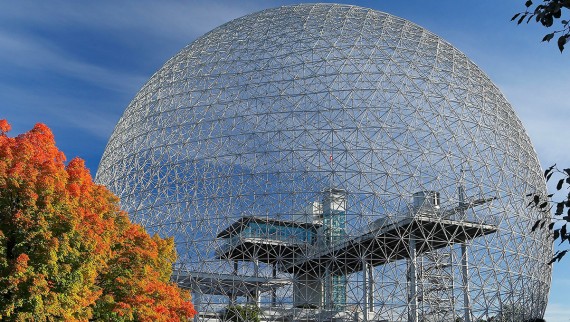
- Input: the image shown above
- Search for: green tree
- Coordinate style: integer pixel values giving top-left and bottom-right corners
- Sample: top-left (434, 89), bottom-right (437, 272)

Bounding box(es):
top-left (530, 165), bottom-right (570, 264)
top-left (0, 120), bottom-right (196, 321)
top-left (512, 2), bottom-right (569, 267)
top-left (221, 305), bottom-right (261, 322)
top-left (513, 0), bottom-right (570, 51)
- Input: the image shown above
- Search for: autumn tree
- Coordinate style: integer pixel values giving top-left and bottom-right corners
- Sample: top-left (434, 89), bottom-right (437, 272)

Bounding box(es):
top-left (0, 119), bottom-right (196, 321)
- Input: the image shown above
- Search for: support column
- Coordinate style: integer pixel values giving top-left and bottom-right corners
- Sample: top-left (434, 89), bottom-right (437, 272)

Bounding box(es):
top-left (363, 261), bottom-right (375, 321)
top-left (461, 244), bottom-right (471, 322)
top-left (324, 266), bottom-right (331, 310)
top-left (253, 258), bottom-right (261, 307)
top-left (408, 238), bottom-right (418, 322)
top-left (272, 265), bottom-right (277, 307)
top-left (367, 262), bottom-right (374, 314)
top-left (230, 261), bottom-right (238, 305)
top-left (193, 292), bottom-right (201, 322)
top-left (363, 261), bottom-right (368, 321)
top-left (458, 176), bottom-right (471, 322)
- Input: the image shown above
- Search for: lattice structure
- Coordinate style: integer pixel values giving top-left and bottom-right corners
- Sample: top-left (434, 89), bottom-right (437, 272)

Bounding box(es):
top-left (96, 4), bottom-right (551, 322)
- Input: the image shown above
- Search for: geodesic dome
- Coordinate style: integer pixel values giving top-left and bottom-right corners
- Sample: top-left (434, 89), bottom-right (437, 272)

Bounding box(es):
top-left (96, 4), bottom-right (551, 321)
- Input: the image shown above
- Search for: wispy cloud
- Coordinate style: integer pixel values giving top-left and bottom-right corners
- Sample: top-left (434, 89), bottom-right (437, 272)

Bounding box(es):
top-left (0, 30), bottom-right (147, 94)
top-left (544, 302), bottom-right (570, 322)
top-left (0, 0), bottom-right (270, 169)
top-left (1, 83), bottom-right (120, 139)
top-left (0, 1), bottom-right (266, 95)
top-left (1, 1), bottom-right (258, 42)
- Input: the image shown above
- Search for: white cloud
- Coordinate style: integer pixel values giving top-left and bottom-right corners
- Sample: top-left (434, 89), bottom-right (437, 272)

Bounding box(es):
top-left (0, 30), bottom-right (148, 94)
top-left (544, 302), bottom-right (570, 322)
top-left (0, 83), bottom-right (120, 139)
top-left (1, 0), bottom-right (258, 42)
top-left (0, 1), bottom-right (277, 100)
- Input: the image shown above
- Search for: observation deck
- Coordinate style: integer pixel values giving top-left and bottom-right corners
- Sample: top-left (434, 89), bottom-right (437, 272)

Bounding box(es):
top-left (215, 216), bottom-right (320, 265)
top-left (282, 214), bottom-right (497, 276)
top-left (216, 191), bottom-right (497, 273)
top-left (216, 214), bottom-right (496, 276)
top-left (174, 270), bottom-right (290, 297)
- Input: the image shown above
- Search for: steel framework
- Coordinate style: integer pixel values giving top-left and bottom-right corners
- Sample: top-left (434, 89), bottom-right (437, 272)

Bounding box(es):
top-left (96, 4), bottom-right (551, 322)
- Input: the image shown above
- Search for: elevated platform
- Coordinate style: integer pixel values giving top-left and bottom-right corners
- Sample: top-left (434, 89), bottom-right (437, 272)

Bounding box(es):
top-left (216, 236), bottom-right (309, 264)
top-left (173, 270), bottom-right (291, 297)
top-left (216, 216), bottom-right (320, 264)
top-left (283, 215), bottom-right (497, 276)
top-left (214, 193), bottom-right (497, 276)
top-left (216, 214), bottom-right (496, 276)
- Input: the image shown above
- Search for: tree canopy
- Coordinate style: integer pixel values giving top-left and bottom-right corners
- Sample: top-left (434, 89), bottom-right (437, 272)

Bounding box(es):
top-left (530, 165), bottom-right (570, 264)
top-left (222, 305), bottom-right (261, 322)
top-left (513, 0), bottom-right (570, 52)
top-left (0, 120), bottom-right (196, 321)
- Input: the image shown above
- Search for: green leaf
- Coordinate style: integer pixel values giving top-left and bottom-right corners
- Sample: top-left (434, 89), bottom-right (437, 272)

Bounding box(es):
top-left (511, 13), bottom-right (521, 21)
top-left (549, 258), bottom-right (556, 265)
top-left (557, 178), bottom-right (564, 190)
top-left (558, 35), bottom-right (567, 52)
top-left (518, 14), bottom-right (527, 25)
top-left (531, 219), bottom-right (541, 231)
top-left (555, 202), bottom-right (564, 215)
top-left (544, 14), bottom-right (554, 27)
top-left (550, 250), bottom-right (568, 264)
top-left (559, 250), bottom-right (568, 262)
top-left (545, 165), bottom-right (556, 179)
top-left (527, 200), bottom-right (535, 207)
top-left (543, 32), bottom-right (555, 42)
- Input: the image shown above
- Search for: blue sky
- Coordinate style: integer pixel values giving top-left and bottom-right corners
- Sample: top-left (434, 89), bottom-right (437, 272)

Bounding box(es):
top-left (1, 0), bottom-right (569, 320)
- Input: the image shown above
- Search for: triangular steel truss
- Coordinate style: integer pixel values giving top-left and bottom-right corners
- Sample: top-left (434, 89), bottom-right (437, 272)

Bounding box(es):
top-left (96, 4), bottom-right (551, 322)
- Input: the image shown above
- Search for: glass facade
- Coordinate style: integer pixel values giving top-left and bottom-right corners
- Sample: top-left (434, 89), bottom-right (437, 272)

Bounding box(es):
top-left (241, 222), bottom-right (314, 244)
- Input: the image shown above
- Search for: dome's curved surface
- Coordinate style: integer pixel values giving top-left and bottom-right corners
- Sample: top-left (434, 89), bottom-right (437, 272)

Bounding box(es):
top-left (96, 4), bottom-right (550, 321)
